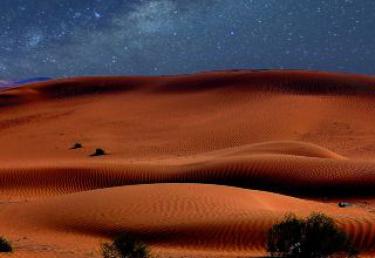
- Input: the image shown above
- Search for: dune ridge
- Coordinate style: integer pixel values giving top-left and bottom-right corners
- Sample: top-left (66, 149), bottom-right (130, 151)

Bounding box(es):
top-left (0, 70), bottom-right (374, 108)
top-left (0, 142), bottom-right (375, 200)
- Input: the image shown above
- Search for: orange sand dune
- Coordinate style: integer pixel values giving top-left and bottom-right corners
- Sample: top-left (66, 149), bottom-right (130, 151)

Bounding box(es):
top-left (0, 70), bottom-right (374, 162)
top-left (0, 142), bottom-right (375, 200)
top-left (0, 70), bottom-right (375, 257)
top-left (1, 184), bottom-right (375, 258)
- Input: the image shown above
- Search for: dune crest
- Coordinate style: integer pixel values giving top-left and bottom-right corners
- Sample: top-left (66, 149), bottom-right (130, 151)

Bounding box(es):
top-left (0, 143), bottom-right (374, 200)
top-left (0, 70), bottom-right (374, 108)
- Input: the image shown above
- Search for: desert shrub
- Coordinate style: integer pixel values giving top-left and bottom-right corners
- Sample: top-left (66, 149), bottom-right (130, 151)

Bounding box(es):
top-left (0, 237), bottom-right (12, 252)
top-left (102, 242), bottom-right (121, 258)
top-left (267, 213), bottom-right (358, 258)
top-left (71, 142), bottom-right (83, 149)
top-left (267, 214), bottom-right (304, 257)
top-left (102, 234), bottom-right (149, 258)
top-left (90, 148), bottom-right (106, 157)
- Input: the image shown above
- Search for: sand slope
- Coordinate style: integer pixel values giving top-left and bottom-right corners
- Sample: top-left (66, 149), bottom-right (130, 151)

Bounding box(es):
top-left (0, 70), bottom-right (374, 257)
top-left (0, 142), bottom-right (375, 200)
top-left (0, 70), bottom-right (374, 162)
top-left (1, 184), bottom-right (375, 257)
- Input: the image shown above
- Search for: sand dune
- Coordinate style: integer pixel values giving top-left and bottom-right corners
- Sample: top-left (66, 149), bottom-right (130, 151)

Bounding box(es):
top-left (0, 70), bottom-right (374, 257)
top-left (0, 142), bottom-right (375, 201)
top-left (0, 70), bottom-right (374, 161)
top-left (1, 184), bottom-right (375, 257)
top-left (2, 70), bottom-right (375, 102)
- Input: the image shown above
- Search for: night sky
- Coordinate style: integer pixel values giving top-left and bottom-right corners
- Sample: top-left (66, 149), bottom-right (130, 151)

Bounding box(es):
top-left (1, 0), bottom-right (375, 79)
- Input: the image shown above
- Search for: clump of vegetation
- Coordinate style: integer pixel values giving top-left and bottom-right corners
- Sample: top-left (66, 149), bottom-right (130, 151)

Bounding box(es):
top-left (70, 142), bottom-right (83, 149)
top-left (267, 213), bottom-right (358, 258)
top-left (0, 237), bottom-right (12, 253)
top-left (102, 234), bottom-right (150, 258)
top-left (90, 148), bottom-right (106, 157)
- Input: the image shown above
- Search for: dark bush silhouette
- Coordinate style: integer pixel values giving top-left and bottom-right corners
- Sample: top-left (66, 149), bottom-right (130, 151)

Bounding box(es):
top-left (267, 214), bottom-right (304, 257)
top-left (70, 143), bottom-right (83, 149)
top-left (0, 237), bottom-right (12, 252)
top-left (101, 234), bottom-right (149, 258)
top-left (90, 148), bottom-right (106, 157)
top-left (267, 213), bottom-right (358, 258)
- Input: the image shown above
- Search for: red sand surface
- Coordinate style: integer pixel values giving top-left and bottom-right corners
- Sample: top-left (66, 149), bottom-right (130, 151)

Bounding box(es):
top-left (0, 70), bottom-right (374, 257)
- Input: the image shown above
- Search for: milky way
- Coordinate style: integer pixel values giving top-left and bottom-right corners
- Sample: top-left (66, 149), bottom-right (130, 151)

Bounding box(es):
top-left (0, 0), bottom-right (374, 79)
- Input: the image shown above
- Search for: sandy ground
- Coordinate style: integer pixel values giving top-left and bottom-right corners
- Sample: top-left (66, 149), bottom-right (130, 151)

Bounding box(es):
top-left (0, 70), bottom-right (374, 257)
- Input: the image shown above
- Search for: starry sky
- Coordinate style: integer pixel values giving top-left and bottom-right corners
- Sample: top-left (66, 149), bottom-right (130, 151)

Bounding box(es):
top-left (0, 0), bottom-right (375, 79)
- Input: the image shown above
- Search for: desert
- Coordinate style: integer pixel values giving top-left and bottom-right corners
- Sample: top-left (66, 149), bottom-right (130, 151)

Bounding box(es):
top-left (0, 70), bottom-right (374, 257)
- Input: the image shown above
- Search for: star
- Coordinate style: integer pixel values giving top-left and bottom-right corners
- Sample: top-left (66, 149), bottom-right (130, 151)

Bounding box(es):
top-left (27, 33), bottom-right (43, 48)
top-left (94, 11), bottom-right (102, 19)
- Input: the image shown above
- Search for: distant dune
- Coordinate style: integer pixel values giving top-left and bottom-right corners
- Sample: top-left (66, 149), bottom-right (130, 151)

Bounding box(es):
top-left (0, 77), bottom-right (51, 88)
top-left (0, 70), bottom-right (374, 257)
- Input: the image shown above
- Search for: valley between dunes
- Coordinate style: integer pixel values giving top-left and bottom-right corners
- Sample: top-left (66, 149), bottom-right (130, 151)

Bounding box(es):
top-left (0, 70), bottom-right (375, 257)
